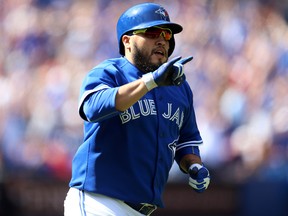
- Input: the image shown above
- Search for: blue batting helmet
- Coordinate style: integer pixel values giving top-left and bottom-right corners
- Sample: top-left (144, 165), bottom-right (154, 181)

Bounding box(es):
top-left (117, 3), bottom-right (183, 57)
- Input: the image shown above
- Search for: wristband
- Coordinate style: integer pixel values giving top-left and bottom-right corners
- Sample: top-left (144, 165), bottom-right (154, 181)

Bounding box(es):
top-left (142, 72), bottom-right (157, 91)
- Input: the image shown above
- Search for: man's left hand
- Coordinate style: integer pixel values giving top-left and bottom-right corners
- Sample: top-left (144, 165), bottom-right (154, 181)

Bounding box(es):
top-left (188, 163), bottom-right (210, 193)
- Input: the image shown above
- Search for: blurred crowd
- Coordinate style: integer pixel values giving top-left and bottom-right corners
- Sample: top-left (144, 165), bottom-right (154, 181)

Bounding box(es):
top-left (0, 0), bottom-right (288, 183)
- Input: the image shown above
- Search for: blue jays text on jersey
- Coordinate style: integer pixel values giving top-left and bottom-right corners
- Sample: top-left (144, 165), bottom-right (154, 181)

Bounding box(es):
top-left (69, 57), bottom-right (203, 207)
top-left (119, 100), bottom-right (184, 129)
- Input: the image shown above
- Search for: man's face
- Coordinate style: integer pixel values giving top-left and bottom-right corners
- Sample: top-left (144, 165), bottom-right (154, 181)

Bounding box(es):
top-left (128, 29), bottom-right (171, 73)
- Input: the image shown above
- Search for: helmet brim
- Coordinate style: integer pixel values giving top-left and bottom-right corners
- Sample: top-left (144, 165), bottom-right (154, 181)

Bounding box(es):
top-left (130, 20), bottom-right (183, 34)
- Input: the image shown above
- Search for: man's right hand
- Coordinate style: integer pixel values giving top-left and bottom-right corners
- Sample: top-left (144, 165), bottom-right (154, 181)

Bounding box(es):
top-left (142, 56), bottom-right (193, 91)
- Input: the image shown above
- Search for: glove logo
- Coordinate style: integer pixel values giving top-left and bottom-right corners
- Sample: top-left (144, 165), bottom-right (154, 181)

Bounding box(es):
top-left (155, 7), bottom-right (169, 21)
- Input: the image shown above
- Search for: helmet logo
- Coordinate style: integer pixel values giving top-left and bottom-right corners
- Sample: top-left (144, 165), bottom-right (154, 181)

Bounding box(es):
top-left (155, 7), bottom-right (169, 21)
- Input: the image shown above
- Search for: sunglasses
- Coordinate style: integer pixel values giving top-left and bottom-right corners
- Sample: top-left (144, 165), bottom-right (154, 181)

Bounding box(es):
top-left (132, 26), bottom-right (173, 41)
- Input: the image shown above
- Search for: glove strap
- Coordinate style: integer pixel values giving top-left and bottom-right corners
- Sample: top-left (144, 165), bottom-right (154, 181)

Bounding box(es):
top-left (142, 72), bottom-right (157, 91)
top-left (189, 163), bottom-right (203, 172)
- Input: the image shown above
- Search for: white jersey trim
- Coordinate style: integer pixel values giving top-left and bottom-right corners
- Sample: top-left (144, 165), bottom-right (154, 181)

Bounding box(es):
top-left (176, 140), bottom-right (203, 151)
top-left (78, 84), bottom-right (110, 112)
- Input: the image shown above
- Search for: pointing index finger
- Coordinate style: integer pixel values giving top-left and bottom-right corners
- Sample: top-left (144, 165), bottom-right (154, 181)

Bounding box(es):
top-left (177, 56), bottom-right (193, 65)
top-left (167, 56), bottom-right (182, 66)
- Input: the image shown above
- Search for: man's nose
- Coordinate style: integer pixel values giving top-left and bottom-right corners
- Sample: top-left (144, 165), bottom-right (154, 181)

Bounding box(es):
top-left (156, 35), bottom-right (167, 45)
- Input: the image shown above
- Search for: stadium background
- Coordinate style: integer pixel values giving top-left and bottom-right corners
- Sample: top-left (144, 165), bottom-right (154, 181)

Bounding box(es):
top-left (0, 0), bottom-right (288, 215)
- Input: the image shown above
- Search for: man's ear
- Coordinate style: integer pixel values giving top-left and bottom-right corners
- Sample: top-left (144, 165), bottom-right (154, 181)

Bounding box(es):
top-left (122, 35), bottom-right (132, 52)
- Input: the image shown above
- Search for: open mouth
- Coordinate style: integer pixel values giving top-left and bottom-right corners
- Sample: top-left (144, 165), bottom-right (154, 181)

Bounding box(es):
top-left (153, 49), bottom-right (166, 57)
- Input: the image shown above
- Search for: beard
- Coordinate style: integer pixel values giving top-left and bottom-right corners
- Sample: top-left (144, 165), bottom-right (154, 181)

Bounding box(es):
top-left (133, 45), bottom-right (164, 73)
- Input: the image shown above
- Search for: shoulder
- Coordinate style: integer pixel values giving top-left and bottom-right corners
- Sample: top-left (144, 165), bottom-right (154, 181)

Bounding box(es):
top-left (180, 81), bottom-right (194, 98)
top-left (89, 57), bottom-right (141, 81)
top-left (94, 57), bottom-right (131, 71)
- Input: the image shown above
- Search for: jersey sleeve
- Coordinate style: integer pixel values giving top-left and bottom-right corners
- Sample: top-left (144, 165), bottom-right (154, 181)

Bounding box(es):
top-left (175, 83), bottom-right (203, 165)
top-left (78, 66), bottom-right (120, 122)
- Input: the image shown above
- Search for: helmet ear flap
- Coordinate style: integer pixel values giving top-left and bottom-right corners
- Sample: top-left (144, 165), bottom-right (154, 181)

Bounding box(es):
top-left (119, 36), bottom-right (125, 56)
top-left (168, 35), bottom-right (175, 57)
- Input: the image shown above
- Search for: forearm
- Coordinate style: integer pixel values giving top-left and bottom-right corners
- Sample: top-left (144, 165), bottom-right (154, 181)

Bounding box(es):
top-left (180, 154), bottom-right (202, 173)
top-left (115, 78), bottom-right (149, 111)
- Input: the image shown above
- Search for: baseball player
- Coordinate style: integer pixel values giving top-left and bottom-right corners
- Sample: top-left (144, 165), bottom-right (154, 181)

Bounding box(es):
top-left (64, 3), bottom-right (210, 216)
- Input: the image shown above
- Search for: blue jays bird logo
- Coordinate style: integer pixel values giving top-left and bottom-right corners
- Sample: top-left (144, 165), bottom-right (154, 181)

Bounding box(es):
top-left (155, 7), bottom-right (169, 20)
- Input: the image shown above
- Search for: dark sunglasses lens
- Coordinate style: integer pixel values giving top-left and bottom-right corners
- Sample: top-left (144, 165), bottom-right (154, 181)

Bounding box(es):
top-left (145, 28), bottom-right (172, 40)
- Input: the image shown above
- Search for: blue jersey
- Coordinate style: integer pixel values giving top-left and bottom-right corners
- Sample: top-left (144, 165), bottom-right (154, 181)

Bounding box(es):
top-left (69, 57), bottom-right (203, 207)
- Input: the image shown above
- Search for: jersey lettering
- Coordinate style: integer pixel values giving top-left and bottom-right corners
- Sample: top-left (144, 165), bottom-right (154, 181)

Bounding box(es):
top-left (130, 106), bottom-right (140, 120)
top-left (162, 103), bottom-right (172, 118)
top-left (162, 103), bottom-right (184, 129)
top-left (119, 99), bottom-right (157, 124)
top-left (139, 99), bottom-right (157, 116)
top-left (119, 100), bottom-right (184, 129)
